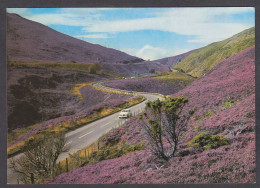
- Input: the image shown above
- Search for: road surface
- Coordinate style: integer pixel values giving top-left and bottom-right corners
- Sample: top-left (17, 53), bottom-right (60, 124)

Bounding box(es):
top-left (7, 81), bottom-right (162, 184)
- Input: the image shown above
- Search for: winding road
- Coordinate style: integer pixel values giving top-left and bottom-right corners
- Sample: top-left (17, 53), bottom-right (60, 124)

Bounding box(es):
top-left (7, 81), bottom-right (163, 184)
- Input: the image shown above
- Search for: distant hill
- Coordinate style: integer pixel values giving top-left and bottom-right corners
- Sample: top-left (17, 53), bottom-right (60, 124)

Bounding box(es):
top-left (147, 50), bottom-right (195, 67)
top-left (7, 13), bottom-right (143, 64)
top-left (101, 51), bottom-right (194, 76)
top-left (173, 27), bottom-right (255, 77)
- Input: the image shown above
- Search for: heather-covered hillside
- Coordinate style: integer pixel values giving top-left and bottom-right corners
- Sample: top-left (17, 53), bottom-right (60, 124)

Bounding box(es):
top-left (174, 27), bottom-right (255, 77)
top-left (49, 46), bottom-right (255, 184)
top-left (146, 50), bottom-right (195, 67)
top-left (7, 13), bottom-right (195, 77)
top-left (7, 65), bottom-right (130, 131)
top-left (7, 13), bottom-right (143, 64)
top-left (104, 72), bottom-right (195, 95)
top-left (101, 51), bottom-right (194, 76)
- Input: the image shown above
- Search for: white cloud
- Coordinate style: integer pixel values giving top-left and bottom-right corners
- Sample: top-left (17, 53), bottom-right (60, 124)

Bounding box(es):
top-left (7, 8), bottom-right (30, 15)
top-left (123, 45), bottom-right (190, 60)
top-left (6, 8), bottom-right (115, 26)
top-left (20, 13), bottom-right (92, 26)
top-left (137, 45), bottom-right (166, 60)
top-left (7, 7), bottom-right (254, 44)
top-left (75, 34), bottom-right (111, 39)
top-left (82, 8), bottom-right (254, 43)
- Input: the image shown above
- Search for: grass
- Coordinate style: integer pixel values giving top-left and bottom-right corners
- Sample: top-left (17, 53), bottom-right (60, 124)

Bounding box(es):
top-left (222, 97), bottom-right (237, 110)
top-left (8, 61), bottom-right (103, 74)
top-left (7, 95), bottom-right (145, 158)
top-left (69, 83), bottom-right (89, 100)
top-left (174, 27), bottom-right (255, 77)
top-left (153, 71), bottom-right (196, 88)
top-left (195, 110), bottom-right (217, 123)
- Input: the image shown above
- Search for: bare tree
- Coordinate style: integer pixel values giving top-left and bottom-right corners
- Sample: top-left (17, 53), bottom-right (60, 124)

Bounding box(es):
top-left (139, 96), bottom-right (194, 161)
top-left (9, 133), bottom-right (69, 183)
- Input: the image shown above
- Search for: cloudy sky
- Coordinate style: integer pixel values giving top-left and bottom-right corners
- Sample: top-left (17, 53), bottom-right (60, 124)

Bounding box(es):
top-left (7, 8), bottom-right (255, 60)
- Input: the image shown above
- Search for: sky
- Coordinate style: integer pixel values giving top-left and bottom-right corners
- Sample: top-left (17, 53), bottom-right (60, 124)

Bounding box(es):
top-left (7, 8), bottom-right (255, 60)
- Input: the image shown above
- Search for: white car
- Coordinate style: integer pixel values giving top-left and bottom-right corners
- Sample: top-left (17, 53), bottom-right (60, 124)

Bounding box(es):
top-left (119, 109), bottom-right (132, 118)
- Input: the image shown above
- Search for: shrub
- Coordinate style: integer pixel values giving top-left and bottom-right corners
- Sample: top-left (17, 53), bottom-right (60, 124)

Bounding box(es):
top-left (149, 69), bottom-right (155, 74)
top-left (139, 96), bottom-right (195, 161)
top-left (187, 132), bottom-right (229, 150)
top-left (88, 66), bottom-right (97, 74)
top-left (195, 109), bottom-right (216, 122)
top-left (9, 133), bottom-right (68, 183)
top-left (222, 97), bottom-right (236, 110)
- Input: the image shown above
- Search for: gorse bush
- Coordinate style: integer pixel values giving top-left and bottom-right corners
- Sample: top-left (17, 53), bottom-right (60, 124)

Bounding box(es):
top-left (195, 109), bottom-right (216, 123)
top-left (149, 69), bottom-right (155, 74)
top-left (139, 96), bottom-right (195, 161)
top-left (222, 97), bottom-right (236, 110)
top-left (187, 132), bottom-right (230, 150)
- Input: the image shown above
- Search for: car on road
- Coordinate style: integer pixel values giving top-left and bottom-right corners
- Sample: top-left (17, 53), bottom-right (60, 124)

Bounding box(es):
top-left (119, 109), bottom-right (132, 118)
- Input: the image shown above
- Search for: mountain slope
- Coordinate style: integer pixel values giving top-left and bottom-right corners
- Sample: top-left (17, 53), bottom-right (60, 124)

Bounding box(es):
top-left (174, 27), bottom-right (255, 77)
top-left (7, 13), bottom-right (143, 64)
top-left (7, 13), bottom-right (195, 76)
top-left (49, 46), bottom-right (255, 184)
top-left (100, 51), bottom-right (194, 76)
top-left (147, 50), bottom-right (195, 67)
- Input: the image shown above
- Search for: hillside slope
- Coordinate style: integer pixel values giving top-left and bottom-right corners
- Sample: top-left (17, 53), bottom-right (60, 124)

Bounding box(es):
top-left (7, 13), bottom-right (143, 64)
top-left (147, 50), bottom-right (195, 67)
top-left (100, 50), bottom-right (194, 76)
top-left (174, 27), bottom-right (255, 77)
top-left (104, 71), bottom-right (195, 95)
top-left (49, 46), bottom-right (255, 184)
top-left (7, 13), bottom-right (194, 76)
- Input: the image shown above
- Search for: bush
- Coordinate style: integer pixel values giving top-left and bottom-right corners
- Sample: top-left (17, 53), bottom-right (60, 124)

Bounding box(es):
top-left (149, 69), bottom-right (155, 74)
top-left (222, 97), bottom-right (236, 110)
top-left (187, 132), bottom-right (229, 150)
top-left (139, 96), bottom-right (194, 161)
top-left (88, 66), bottom-right (97, 74)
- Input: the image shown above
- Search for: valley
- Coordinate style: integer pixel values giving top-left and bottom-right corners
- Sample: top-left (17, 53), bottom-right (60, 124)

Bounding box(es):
top-left (5, 10), bottom-right (256, 184)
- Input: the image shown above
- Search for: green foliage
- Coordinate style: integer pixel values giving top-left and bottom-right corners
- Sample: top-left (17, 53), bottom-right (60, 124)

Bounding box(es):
top-left (148, 119), bottom-right (161, 139)
top-left (174, 27), bottom-right (255, 77)
top-left (246, 111), bottom-right (254, 118)
top-left (149, 69), bottom-right (155, 74)
top-left (163, 96), bottom-right (189, 115)
top-left (191, 124), bottom-right (202, 131)
top-left (187, 132), bottom-right (230, 150)
top-left (195, 109), bottom-right (217, 122)
top-left (145, 96), bottom-right (189, 116)
top-left (8, 61), bottom-right (102, 74)
top-left (153, 71), bottom-right (196, 88)
top-left (222, 97), bottom-right (236, 110)
top-left (145, 99), bottom-right (163, 114)
top-left (140, 96), bottom-right (193, 161)
top-left (88, 66), bottom-right (96, 74)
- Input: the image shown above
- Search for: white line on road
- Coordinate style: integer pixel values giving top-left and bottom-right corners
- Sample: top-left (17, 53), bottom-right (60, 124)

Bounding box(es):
top-left (78, 130), bottom-right (94, 139)
top-left (101, 122), bottom-right (111, 128)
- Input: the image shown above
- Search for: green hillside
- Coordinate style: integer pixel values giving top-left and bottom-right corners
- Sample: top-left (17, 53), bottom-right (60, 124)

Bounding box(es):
top-left (173, 27), bottom-right (255, 77)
